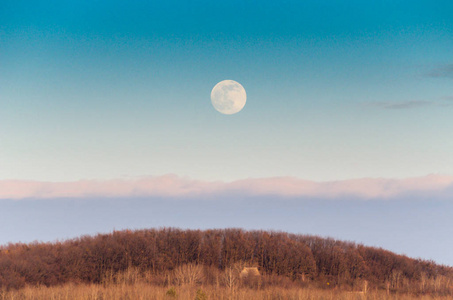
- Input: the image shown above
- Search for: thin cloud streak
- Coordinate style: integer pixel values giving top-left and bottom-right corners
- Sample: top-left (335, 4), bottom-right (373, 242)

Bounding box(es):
top-left (366, 97), bottom-right (453, 109)
top-left (1, 174), bottom-right (452, 200)
top-left (426, 64), bottom-right (453, 78)
top-left (368, 100), bottom-right (432, 110)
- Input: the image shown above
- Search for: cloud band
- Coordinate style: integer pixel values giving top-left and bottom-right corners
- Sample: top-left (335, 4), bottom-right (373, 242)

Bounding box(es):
top-left (1, 174), bottom-right (452, 200)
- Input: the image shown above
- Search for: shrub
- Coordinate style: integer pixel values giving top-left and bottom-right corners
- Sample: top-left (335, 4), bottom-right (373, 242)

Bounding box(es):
top-left (166, 286), bottom-right (177, 298)
top-left (195, 288), bottom-right (207, 300)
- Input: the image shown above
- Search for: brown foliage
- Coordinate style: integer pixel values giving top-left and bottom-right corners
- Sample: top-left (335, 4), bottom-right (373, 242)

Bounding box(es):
top-left (0, 228), bottom-right (452, 296)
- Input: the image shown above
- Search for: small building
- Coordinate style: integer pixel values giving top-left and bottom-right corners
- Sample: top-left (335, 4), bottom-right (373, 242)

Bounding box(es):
top-left (240, 267), bottom-right (260, 279)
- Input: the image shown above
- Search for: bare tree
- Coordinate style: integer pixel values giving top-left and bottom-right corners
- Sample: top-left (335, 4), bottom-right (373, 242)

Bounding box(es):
top-left (222, 266), bottom-right (238, 291)
top-left (173, 263), bottom-right (204, 286)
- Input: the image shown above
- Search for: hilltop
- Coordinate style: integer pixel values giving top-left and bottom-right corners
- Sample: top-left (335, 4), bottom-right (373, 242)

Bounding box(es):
top-left (0, 228), bottom-right (452, 297)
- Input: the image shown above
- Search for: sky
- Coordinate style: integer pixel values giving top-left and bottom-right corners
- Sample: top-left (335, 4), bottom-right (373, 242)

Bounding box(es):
top-left (1, 0), bottom-right (453, 181)
top-left (1, 1), bottom-right (453, 265)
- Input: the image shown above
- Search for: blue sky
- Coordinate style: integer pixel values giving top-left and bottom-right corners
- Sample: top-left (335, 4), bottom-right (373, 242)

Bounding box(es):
top-left (1, 0), bottom-right (453, 181)
top-left (1, 1), bottom-right (453, 265)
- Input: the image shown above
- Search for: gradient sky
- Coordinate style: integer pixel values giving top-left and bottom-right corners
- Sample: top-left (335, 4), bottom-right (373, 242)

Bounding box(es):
top-left (1, 0), bottom-right (452, 181)
top-left (1, 1), bottom-right (453, 266)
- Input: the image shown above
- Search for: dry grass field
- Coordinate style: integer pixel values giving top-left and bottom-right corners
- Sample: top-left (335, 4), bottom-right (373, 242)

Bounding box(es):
top-left (1, 283), bottom-right (453, 300)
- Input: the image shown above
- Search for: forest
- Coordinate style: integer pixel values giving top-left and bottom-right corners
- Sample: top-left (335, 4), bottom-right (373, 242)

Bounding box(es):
top-left (0, 228), bottom-right (452, 297)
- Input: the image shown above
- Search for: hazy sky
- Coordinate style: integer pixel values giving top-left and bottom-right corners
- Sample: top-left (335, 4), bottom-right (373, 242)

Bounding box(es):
top-left (1, 0), bottom-right (452, 182)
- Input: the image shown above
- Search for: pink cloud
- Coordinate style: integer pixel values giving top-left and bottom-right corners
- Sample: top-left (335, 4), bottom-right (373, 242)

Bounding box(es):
top-left (0, 174), bottom-right (452, 200)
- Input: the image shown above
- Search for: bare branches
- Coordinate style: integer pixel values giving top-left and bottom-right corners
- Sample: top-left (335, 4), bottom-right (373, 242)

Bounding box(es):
top-left (173, 264), bottom-right (204, 286)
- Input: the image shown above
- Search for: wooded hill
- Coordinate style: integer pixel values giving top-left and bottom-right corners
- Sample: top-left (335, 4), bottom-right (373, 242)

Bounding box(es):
top-left (0, 228), bottom-right (451, 295)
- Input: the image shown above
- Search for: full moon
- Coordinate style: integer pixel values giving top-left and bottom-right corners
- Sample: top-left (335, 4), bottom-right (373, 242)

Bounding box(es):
top-left (211, 80), bottom-right (246, 114)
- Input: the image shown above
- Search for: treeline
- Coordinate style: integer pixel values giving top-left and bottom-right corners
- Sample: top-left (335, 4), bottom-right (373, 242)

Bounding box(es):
top-left (0, 228), bottom-right (452, 294)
